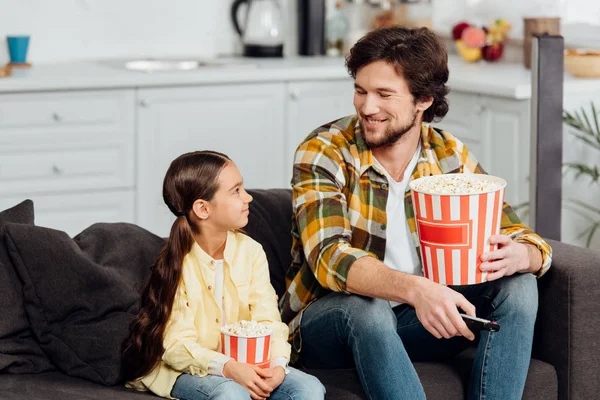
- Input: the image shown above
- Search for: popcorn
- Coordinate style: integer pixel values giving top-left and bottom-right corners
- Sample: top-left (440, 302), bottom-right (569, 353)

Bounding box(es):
top-left (410, 174), bottom-right (503, 195)
top-left (220, 320), bottom-right (272, 368)
top-left (220, 320), bottom-right (271, 338)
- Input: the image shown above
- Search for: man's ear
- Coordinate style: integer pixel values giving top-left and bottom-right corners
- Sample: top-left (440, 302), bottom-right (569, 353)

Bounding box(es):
top-left (416, 96), bottom-right (434, 112)
top-left (192, 199), bottom-right (209, 220)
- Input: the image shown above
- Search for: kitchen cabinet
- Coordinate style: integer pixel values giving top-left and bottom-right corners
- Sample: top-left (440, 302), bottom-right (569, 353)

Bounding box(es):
top-left (478, 95), bottom-right (530, 207)
top-left (136, 83), bottom-right (286, 236)
top-left (0, 89), bottom-right (136, 236)
top-left (285, 79), bottom-right (355, 183)
top-left (433, 91), bottom-right (530, 206)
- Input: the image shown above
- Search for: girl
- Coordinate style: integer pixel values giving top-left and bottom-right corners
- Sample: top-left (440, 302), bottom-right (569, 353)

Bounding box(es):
top-left (121, 151), bottom-right (325, 400)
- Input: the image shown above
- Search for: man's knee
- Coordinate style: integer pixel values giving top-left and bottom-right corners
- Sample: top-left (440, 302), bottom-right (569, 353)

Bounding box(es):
top-left (209, 380), bottom-right (251, 400)
top-left (340, 295), bottom-right (397, 332)
top-left (496, 273), bottom-right (538, 320)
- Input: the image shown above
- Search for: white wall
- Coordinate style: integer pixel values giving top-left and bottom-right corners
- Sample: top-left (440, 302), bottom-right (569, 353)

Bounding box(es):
top-left (0, 0), bottom-right (302, 64)
top-left (0, 0), bottom-right (220, 63)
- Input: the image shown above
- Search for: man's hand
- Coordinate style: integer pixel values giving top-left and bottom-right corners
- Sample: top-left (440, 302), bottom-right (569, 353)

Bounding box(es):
top-left (412, 278), bottom-right (476, 341)
top-left (480, 235), bottom-right (540, 281)
top-left (223, 360), bottom-right (274, 399)
top-left (262, 366), bottom-right (286, 392)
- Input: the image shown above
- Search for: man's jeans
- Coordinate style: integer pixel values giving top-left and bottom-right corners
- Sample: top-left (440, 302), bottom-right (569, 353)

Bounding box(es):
top-left (171, 367), bottom-right (325, 400)
top-left (297, 273), bottom-right (538, 400)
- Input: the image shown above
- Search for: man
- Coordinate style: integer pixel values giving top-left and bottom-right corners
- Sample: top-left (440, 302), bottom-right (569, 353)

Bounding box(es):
top-left (279, 26), bottom-right (552, 400)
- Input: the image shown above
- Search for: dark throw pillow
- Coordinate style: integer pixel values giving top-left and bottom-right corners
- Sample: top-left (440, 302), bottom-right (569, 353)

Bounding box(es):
top-left (0, 200), bottom-right (55, 374)
top-left (4, 222), bottom-right (165, 385)
top-left (245, 189), bottom-right (293, 298)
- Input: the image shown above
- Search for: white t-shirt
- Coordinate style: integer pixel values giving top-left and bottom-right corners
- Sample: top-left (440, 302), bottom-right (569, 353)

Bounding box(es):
top-left (374, 145), bottom-right (423, 308)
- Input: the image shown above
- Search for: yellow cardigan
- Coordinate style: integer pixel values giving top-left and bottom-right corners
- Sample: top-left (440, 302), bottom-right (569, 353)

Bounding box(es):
top-left (129, 231), bottom-right (290, 398)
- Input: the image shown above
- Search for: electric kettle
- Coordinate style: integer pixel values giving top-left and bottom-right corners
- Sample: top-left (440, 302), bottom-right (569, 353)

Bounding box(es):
top-left (231, 0), bottom-right (284, 57)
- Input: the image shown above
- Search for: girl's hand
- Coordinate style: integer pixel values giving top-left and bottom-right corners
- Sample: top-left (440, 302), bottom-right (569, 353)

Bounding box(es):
top-left (262, 366), bottom-right (286, 391)
top-left (480, 235), bottom-right (533, 281)
top-left (223, 360), bottom-right (273, 399)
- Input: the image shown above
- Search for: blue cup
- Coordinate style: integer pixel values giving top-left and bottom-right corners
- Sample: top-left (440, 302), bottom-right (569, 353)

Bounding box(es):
top-left (7, 36), bottom-right (30, 63)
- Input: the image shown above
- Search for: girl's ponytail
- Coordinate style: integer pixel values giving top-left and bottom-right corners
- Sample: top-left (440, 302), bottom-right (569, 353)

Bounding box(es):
top-left (120, 150), bottom-right (230, 382)
top-left (120, 216), bottom-right (194, 382)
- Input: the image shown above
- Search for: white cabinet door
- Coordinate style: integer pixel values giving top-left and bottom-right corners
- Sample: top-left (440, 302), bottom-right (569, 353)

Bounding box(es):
top-left (0, 190), bottom-right (135, 237)
top-left (434, 91), bottom-right (485, 163)
top-left (479, 95), bottom-right (530, 206)
top-left (285, 79), bottom-right (355, 184)
top-left (434, 91), bottom-right (530, 206)
top-left (136, 83), bottom-right (286, 237)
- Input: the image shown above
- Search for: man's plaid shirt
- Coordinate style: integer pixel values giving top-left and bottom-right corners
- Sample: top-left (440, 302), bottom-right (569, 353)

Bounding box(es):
top-left (279, 115), bottom-right (552, 360)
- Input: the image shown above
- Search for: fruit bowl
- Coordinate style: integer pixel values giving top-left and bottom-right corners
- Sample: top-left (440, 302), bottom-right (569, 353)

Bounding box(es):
top-left (452, 19), bottom-right (511, 63)
top-left (564, 49), bottom-right (600, 78)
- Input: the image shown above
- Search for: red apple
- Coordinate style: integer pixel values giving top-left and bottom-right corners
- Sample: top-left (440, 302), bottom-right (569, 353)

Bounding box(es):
top-left (482, 42), bottom-right (504, 61)
top-left (452, 21), bottom-right (471, 41)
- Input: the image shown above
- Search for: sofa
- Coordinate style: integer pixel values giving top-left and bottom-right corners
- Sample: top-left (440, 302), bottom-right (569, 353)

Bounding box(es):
top-left (0, 189), bottom-right (598, 400)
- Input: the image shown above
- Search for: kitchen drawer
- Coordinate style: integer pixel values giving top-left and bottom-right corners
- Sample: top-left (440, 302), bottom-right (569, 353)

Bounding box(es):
top-left (0, 90), bottom-right (134, 134)
top-left (0, 138), bottom-right (134, 195)
top-left (0, 190), bottom-right (135, 237)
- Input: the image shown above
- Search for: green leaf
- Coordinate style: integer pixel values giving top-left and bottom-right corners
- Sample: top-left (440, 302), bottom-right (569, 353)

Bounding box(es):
top-left (581, 107), bottom-right (595, 136)
top-left (564, 162), bottom-right (600, 182)
top-left (586, 222), bottom-right (600, 248)
top-left (592, 101), bottom-right (600, 139)
top-left (569, 132), bottom-right (600, 151)
top-left (564, 104), bottom-right (600, 145)
top-left (567, 198), bottom-right (600, 215)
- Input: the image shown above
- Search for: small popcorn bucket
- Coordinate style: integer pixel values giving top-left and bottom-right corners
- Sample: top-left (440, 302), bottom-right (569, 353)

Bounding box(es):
top-left (409, 174), bottom-right (506, 285)
top-left (219, 328), bottom-right (272, 368)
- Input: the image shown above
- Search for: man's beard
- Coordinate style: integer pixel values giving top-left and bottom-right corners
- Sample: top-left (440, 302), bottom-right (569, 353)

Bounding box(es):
top-left (361, 110), bottom-right (419, 149)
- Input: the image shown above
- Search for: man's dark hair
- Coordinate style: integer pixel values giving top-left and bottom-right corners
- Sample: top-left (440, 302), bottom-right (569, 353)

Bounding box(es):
top-left (346, 26), bottom-right (450, 123)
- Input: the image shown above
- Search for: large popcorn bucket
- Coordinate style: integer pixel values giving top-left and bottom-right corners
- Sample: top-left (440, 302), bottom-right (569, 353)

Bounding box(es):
top-left (220, 327), bottom-right (272, 368)
top-left (409, 174), bottom-right (506, 285)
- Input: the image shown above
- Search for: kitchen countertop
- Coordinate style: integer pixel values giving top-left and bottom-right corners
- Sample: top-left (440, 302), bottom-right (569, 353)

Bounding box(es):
top-left (0, 54), bottom-right (597, 99)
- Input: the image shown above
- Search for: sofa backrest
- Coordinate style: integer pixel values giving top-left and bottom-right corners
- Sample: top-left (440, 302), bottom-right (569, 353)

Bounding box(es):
top-left (245, 189), bottom-right (293, 298)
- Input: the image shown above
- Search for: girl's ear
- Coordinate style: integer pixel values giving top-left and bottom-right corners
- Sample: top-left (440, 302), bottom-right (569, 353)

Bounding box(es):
top-left (192, 199), bottom-right (209, 220)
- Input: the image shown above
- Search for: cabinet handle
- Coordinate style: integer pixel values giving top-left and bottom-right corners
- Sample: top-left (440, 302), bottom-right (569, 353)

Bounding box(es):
top-left (139, 100), bottom-right (149, 108)
top-left (52, 113), bottom-right (62, 122)
top-left (476, 104), bottom-right (486, 114)
top-left (289, 90), bottom-right (299, 101)
top-left (52, 164), bottom-right (62, 175)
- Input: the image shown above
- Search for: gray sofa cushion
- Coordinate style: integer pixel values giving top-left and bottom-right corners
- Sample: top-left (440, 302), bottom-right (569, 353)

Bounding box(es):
top-left (534, 239), bottom-right (600, 400)
top-left (245, 189), bottom-right (293, 298)
top-left (0, 355), bottom-right (557, 400)
top-left (4, 223), bottom-right (164, 385)
top-left (0, 200), bottom-right (55, 374)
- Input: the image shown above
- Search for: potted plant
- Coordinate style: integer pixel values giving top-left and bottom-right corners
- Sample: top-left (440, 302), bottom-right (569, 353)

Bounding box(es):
top-left (562, 102), bottom-right (600, 248)
top-left (512, 102), bottom-right (600, 248)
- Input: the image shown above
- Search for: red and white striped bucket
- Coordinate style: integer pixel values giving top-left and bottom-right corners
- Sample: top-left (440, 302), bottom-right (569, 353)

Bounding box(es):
top-left (219, 330), bottom-right (271, 368)
top-left (409, 174), bottom-right (506, 285)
